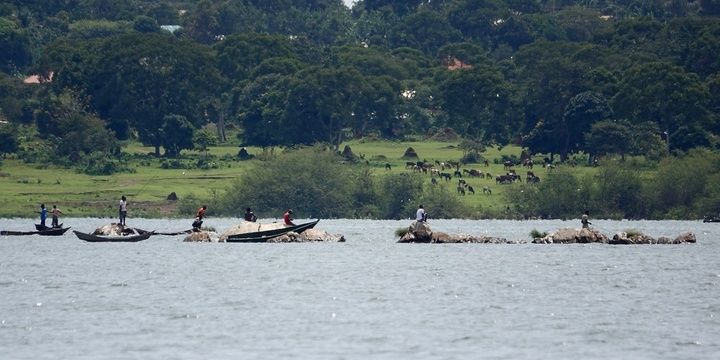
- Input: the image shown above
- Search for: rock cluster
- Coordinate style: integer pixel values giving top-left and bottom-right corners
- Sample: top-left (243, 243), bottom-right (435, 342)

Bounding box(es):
top-left (532, 228), bottom-right (608, 244)
top-left (183, 231), bottom-right (220, 242)
top-left (398, 221), bottom-right (523, 244)
top-left (609, 231), bottom-right (696, 245)
top-left (268, 228), bottom-right (345, 243)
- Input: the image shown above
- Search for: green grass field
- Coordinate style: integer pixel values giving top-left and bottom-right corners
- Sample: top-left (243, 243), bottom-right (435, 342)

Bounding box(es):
top-left (0, 140), bottom-right (605, 218)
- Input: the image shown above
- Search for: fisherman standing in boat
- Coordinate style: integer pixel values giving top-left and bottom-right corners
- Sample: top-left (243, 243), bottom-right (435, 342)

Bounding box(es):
top-left (244, 207), bottom-right (257, 222)
top-left (581, 210), bottom-right (591, 229)
top-left (51, 205), bottom-right (63, 228)
top-left (416, 205), bottom-right (427, 222)
top-left (193, 205), bottom-right (207, 231)
top-left (38, 204), bottom-right (47, 227)
top-left (119, 196), bottom-right (128, 226)
top-left (283, 209), bottom-right (295, 226)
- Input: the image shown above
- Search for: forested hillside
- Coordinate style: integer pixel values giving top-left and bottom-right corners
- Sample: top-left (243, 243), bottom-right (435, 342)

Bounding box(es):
top-left (2, 0), bottom-right (719, 160)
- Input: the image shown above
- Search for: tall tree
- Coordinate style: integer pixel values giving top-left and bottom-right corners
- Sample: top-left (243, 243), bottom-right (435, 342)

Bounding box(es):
top-left (613, 62), bottom-right (710, 151)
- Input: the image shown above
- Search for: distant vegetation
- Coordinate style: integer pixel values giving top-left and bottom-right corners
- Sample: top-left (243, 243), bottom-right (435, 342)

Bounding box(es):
top-left (1, 0), bottom-right (719, 219)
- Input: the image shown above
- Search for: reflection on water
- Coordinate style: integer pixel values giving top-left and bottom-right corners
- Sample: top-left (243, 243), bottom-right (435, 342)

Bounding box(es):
top-left (0, 218), bottom-right (718, 359)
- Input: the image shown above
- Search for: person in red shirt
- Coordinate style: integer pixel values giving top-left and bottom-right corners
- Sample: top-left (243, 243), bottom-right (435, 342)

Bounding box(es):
top-left (192, 205), bottom-right (207, 231)
top-left (283, 209), bottom-right (295, 226)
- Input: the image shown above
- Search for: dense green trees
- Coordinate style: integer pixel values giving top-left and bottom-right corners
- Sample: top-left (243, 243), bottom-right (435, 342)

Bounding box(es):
top-left (0, 0), bottom-right (718, 190)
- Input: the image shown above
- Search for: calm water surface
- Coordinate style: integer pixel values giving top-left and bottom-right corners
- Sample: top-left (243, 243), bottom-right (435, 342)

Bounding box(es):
top-left (1, 218), bottom-right (718, 359)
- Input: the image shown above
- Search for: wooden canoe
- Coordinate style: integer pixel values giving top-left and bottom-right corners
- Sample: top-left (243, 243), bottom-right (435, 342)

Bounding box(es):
top-left (1, 227), bottom-right (71, 236)
top-left (226, 219), bottom-right (319, 242)
top-left (35, 223), bottom-right (63, 231)
top-left (74, 230), bottom-right (153, 242)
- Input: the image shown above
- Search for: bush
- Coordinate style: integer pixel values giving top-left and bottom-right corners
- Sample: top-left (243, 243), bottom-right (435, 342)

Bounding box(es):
top-left (460, 151), bottom-right (484, 164)
top-left (218, 149), bottom-right (367, 218)
top-left (377, 173), bottom-right (424, 219)
top-left (414, 184), bottom-right (470, 219)
top-left (78, 151), bottom-right (130, 175)
top-left (160, 159), bottom-right (190, 169)
top-left (529, 229), bottom-right (548, 239)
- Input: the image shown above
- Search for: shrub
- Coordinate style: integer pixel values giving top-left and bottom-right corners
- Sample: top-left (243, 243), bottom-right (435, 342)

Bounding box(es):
top-left (78, 152), bottom-right (129, 175)
top-left (218, 149), bottom-right (366, 218)
top-left (395, 227), bottom-right (409, 237)
top-left (529, 229), bottom-right (548, 239)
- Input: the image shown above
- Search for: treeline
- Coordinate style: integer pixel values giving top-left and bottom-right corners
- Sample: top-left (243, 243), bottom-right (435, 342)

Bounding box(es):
top-left (508, 149), bottom-right (720, 219)
top-left (179, 148), bottom-right (470, 219)
top-left (1, 0), bottom-right (719, 168)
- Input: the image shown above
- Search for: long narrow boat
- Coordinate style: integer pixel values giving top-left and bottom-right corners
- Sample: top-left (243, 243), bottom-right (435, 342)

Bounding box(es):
top-left (1, 227), bottom-right (71, 236)
top-left (73, 230), bottom-right (153, 242)
top-left (226, 219), bottom-right (319, 243)
top-left (35, 223), bottom-right (63, 231)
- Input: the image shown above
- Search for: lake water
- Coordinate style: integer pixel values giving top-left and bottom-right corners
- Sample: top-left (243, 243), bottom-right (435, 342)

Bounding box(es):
top-left (1, 218), bottom-right (718, 359)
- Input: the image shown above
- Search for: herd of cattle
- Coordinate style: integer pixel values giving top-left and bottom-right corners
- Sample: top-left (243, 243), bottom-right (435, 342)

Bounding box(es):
top-left (390, 158), bottom-right (546, 196)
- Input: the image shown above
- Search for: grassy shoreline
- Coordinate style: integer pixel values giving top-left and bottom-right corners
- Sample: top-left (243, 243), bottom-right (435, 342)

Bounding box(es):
top-left (0, 140), bottom-right (643, 219)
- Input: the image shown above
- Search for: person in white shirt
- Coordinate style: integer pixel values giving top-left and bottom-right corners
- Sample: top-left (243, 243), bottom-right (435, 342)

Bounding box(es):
top-left (119, 196), bottom-right (128, 226)
top-left (416, 205), bottom-right (427, 222)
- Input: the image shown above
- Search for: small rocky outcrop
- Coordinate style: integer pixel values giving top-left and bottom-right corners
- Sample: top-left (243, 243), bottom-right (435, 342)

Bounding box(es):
top-left (183, 231), bottom-right (220, 242)
top-left (532, 228), bottom-right (608, 244)
top-left (269, 229), bottom-right (345, 243)
top-left (398, 222), bottom-right (523, 244)
top-left (93, 223), bottom-right (141, 236)
top-left (609, 231), bottom-right (696, 245)
top-left (398, 221), bottom-right (433, 243)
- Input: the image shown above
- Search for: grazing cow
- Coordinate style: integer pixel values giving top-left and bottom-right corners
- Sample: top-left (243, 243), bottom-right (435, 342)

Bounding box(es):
top-left (496, 175), bottom-right (513, 184)
top-left (468, 169), bottom-right (482, 177)
top-left (485, 172), bottom-right (492, 179)
top-left (454, 170), bottom-right (462, 178)
top-left (527, 175), bottom-right (540, 184)
top-left (440, 172), bottom-right (452, 181)
top-left (431, 169), bottom-right (440, 176)
top-left (482, 186), bottom-right (492, 195)
top-left (431, 177), bottom-right (438, 185)
top-left (406, 161), bottom-right (415, 169)
top-left (385, 163), bottom-right (391, 170)
top-left (503, 160), bottom-right (513, 170)
top-left (523, 159), bottom-right (533, 169)
top-left (467, 185), bottom-right (475, 195)
top-left (484, 159), bottom-right (489, 167)
top-left (457, 185), bottom-right (466, 195)
top-left (526, 171), bottom-right (535, 182)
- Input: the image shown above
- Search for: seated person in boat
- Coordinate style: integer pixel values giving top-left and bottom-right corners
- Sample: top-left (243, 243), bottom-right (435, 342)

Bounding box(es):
top-left (244, 207), bottom-right (257, 222)
top-left (283, 209), bottom-right (295, 226)
top-left (192, 205), bottom-right (207, 231)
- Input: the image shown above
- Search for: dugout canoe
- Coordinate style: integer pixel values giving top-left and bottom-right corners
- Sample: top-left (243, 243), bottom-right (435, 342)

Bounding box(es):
top-left (226, 219), bottom-right (320, 243)
top-left (1, 227), bottom-right (71, 236)
top-left (74, 229), bottom-right (154, 242)
top-left (35, 223), bottom-right (63, 231)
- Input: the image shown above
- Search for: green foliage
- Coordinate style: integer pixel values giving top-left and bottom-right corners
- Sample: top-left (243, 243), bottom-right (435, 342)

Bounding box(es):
top-left (376, 173), bottom-right (424, 219)
top-left (218, 149), bottom-right (365, 218)
top-left (160, 115), bottom-right (194, 158)
top-left (529, 229), bottom-right (547, 239)
top-left (193, 128), bottom-right (218, 153)
top-left (78, 151), bottom-right (130, 175)
top-left (624, 229), bottom-right (643, 237)
top-left (0, 124), bottom-right (18, 154)
top-left (507, 167), bottom-right (585, 219)
top-left (395, 227), bottom-right (409, 238)
top-left (415, 184), bottom-right (471, 219)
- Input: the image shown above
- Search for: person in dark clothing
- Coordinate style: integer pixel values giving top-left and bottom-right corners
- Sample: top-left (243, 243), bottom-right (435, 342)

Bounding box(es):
top-left (244, 208), bottom-right (257, 222)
